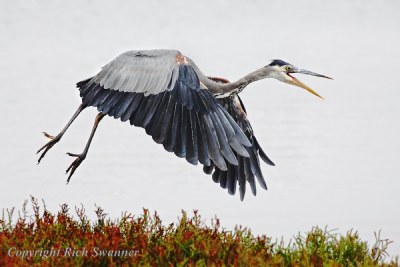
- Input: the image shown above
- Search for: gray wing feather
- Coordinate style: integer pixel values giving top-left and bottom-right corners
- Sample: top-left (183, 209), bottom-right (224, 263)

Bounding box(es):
top-left (77, 51), bottom-right (261, 200)
top-left (93, 50), bottom-right (180, 96)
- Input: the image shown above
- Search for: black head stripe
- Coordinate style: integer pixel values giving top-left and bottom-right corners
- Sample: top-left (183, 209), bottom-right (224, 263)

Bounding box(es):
top-left (269, 59), bottom-right (290, 67)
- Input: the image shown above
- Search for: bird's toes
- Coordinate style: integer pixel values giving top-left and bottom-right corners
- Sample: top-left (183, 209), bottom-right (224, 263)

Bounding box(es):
top-left (36, 133), bottom-right (61, 161)
top-left (65, 156), bottom-right (85, 183)
top-left (36, 145), bottom-right (46, 155)
top-left (66, 152), bottom-right (85, 158)
top-left (43, 132), bottom-right (55, 140)
top-left (36, 143), bottom-right (53, 163)
top-left (65, 162), bottom-right (75, 174)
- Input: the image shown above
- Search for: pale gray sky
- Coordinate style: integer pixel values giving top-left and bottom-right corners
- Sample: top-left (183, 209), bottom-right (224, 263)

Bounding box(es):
top-left (1, 0), bottom-right (399, 258)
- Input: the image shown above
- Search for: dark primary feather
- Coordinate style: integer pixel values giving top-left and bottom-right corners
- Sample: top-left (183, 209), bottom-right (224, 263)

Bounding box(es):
top-left (77, 59), bottom-right (274, 200)
top-left (76, 65), bottom-right (251, 180)
top-left (203, 77), bottom-right (275, 201)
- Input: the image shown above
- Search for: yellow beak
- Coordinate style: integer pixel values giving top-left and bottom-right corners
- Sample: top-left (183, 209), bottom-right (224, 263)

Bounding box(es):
top-left (287, 73), bottom-right (325, 99)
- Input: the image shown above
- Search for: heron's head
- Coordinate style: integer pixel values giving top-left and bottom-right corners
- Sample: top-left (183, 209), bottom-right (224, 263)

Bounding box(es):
top-left (267, 59), bottom-right (332, 99)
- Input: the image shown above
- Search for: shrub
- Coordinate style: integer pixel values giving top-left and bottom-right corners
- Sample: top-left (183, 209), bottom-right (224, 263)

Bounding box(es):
top-left (0, 196), bottom-right (398, 266)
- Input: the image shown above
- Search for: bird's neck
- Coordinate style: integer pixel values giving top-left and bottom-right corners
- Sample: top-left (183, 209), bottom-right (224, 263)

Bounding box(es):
top-left (216, 68), bottom-right (270, 94)
top-left (188, 58), bottom-right (272, 96)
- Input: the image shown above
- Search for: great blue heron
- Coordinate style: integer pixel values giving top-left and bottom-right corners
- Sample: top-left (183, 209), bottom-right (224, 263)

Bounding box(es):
top-left (37, 49), bottom-right (331, 200)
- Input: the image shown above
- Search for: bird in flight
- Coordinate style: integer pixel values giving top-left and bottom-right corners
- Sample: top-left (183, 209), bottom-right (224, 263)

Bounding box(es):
top-left (37, 49), bottom-right (331, 200)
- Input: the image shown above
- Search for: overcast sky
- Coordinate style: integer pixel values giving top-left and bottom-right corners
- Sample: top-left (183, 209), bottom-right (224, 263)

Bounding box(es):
top-left (1, 0), bottom-right (399, 259)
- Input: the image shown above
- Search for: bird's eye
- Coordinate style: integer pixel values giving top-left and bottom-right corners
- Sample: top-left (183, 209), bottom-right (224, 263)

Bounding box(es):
top-left (285, 66), bottom-right (291, 71)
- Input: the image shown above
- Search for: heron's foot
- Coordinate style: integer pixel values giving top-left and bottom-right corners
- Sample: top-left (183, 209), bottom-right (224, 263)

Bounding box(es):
top-left (36, 132), bottom-right (61, 164)
top-left (65, 152), bottom-right (86, 183)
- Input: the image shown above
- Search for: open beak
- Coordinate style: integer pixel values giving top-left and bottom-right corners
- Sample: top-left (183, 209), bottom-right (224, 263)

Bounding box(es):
top-left (286, 69), bottom-right (332, 99)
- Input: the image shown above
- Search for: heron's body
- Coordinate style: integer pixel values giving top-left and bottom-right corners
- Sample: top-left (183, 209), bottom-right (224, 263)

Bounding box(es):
top-left (37, 49), bottom-right (331, 200)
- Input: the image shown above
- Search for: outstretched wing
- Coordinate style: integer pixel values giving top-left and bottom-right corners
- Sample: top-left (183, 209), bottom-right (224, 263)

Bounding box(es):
top-left (203, 78), bottom-right (275, 201)
top-left (76, 49), bottom-right (251, 172)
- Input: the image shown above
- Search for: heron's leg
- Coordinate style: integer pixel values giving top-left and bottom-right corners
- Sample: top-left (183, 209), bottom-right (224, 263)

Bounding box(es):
top-left (37, 103), bottom-right (86, 164)
top-left (65, 112), bottom-right (105, 183)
